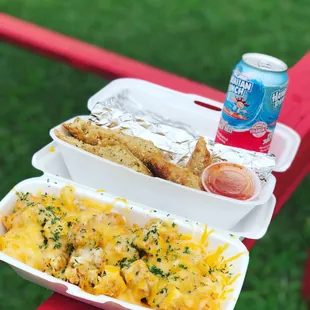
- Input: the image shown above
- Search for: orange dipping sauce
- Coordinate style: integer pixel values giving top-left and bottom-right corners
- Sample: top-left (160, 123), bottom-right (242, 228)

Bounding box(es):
top-left (202, 162), bottom-right (257, 200)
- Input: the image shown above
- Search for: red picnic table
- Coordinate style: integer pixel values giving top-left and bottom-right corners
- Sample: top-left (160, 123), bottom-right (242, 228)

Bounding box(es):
top-left (0, 13), bottom-right (310, 310)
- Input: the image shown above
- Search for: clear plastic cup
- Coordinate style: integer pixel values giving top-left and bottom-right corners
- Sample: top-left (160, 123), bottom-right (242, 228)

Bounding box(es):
top-left (202, 162), bottom-right (261, 201)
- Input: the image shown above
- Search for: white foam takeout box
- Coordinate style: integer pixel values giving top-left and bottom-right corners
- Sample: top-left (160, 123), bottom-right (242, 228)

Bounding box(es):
top-left (0, 177), bottom-right (249, 310)
top-left (0, 78), bottom-right (300, 310)
top-left (50, 78), bottom-right (300, 232)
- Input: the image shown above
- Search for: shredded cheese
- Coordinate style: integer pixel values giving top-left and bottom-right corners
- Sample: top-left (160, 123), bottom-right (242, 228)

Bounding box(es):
top-left (0, 186), bottom-right (244, 310)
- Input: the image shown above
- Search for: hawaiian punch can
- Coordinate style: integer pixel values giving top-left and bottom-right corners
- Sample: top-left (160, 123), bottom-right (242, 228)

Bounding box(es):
top-left (215, 53), bottom-right (288, 153)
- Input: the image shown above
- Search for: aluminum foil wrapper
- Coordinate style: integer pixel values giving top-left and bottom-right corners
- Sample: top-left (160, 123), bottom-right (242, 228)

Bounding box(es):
top-left (90, 89), bottom-right (275, 182)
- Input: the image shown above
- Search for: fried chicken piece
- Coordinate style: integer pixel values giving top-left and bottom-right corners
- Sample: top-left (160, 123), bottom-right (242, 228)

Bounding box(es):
top-left (186, 137), bottom-right (212, 176)
top-left (117, 134), bottom-right (163, 164)
top-left (148, 155), bottom-right (203, 190)
top-left (63, 118), bottom-right (163, 163)
top-left (55, 130), bottom-right (152, 176)
top-left (63, 118), bottom-right (120, 147)
top-left (61, 118), bottom-right (203, 191)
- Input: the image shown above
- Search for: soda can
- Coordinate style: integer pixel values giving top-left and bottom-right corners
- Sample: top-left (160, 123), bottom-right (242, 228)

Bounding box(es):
top-left (215, 53), bottom-right (288, 153)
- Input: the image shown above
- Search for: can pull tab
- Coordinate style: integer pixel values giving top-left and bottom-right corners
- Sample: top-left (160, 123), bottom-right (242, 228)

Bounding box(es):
top-left (258, 60), bottom-right (272, 70)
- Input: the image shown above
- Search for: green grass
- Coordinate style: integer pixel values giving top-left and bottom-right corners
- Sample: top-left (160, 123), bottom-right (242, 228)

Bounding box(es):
top-left (0, 1), bottom-right (310, 309)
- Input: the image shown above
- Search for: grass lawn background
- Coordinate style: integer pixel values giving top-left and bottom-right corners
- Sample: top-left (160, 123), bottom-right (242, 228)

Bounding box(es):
top-left (0, 0), bottom-right (309, 309)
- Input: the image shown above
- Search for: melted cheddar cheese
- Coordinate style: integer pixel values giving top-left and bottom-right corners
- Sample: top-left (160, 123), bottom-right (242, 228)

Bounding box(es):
top-left (0, 186), bottom-right (243, 310)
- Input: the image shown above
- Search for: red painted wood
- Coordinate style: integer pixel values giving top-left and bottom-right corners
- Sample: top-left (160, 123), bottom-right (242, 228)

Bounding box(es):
top-left (37, 294), bottom-right (97, 310)
top-left (0, 13), bottom-right (225, 102)
top-left (1, 13), bottom-right (309, 310)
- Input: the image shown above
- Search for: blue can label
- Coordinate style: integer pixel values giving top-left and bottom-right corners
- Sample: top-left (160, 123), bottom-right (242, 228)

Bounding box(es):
top-left (271, 86), bottom-right (287, 109)
top-left (228, 75), bottom-right (254, 96)
top-left (223, 68), bottom-right (265, 131)
top-left (216, 59), bottom-right (288, 153)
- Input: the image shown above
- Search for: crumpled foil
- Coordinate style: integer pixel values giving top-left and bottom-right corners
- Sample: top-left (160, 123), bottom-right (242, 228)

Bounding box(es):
top-left (89, 89), bottom-right (275, 182)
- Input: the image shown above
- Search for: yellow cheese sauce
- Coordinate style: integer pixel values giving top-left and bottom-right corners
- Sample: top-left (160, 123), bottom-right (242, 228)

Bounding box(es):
top-left (0, 186), bottom-right (244, 310)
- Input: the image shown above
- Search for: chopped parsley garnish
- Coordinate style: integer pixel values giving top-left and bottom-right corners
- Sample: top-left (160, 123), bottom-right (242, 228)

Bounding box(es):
top-left (149, 266), bottom-right (170, 278)
top-left (40, 237), bottom-right (49, 249)
top-left (183, 246), bottom-right (190, 254)
top-left (179, 264), bottom-right (188, 269)
top-left (50, 231), bottom-right (60, 242)
top-left (67, 221), bottom-right (72, 227)
top-left (46, 206), bottom-right (55, 213)
top-left (158, 287), bottom-right (168, 295)
top-left (118, 257), bottom-right (136, 269)
top-left (143, 226), bottom-right (158, 242)
top-left (26, 202), bottom-right (36, 207)
top-left (172, 222), bottom-right (176, 228)
top-left (67, 243), bottom-right (74, 255)
top-left (53, 243), bottom-right (62, 249)
top-left (51, 216), bottom-right (60, 225)
top-left (16, 192), bottom-right (29, 201)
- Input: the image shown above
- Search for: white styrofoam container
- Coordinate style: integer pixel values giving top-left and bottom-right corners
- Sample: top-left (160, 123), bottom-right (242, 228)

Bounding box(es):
top-left (50, 119), bottom-right (276, 230)
top-left (49, 78), bottom-right (299, 230)
top-left (32, 141), bottom-right (276, 240)
top-left (50, 74), bottom-right (290, 230)
top-left (0, 176), bottom-right (249, 310)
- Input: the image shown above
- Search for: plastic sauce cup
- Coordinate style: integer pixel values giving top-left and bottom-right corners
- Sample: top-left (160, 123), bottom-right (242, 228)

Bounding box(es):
top-left (202, 162), bottom-right (261, 201)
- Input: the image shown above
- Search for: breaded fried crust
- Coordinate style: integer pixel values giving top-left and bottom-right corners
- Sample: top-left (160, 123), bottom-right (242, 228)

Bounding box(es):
top-left (148, 155), bottom-right (203, 190)
top-left (186, 137), bottom-right (212, 176)
top-left (61, 118), bottom-right (204, 191)
top-left (55, 130), bottom-right (152, 176)
top-left (63, 118), bottom-right (162, 162)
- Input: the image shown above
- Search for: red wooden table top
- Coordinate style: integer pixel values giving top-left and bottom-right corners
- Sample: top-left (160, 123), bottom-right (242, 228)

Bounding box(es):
top-left (0, 13), bottom-right (310, 310)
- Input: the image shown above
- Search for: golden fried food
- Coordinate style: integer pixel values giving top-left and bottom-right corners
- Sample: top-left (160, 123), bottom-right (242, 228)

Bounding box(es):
top-left (61, 118), bottom-right (203, 190)
top-left (55, 130), bottom-right (152, 176)
top-left (186, 137), bottom-right (212, 176)
top-left (63, 118), bottom-right (163, 162)
top-left (148, 155), bottom-right (203, 190)
top-left (63, 118), bottom-right (120, 147)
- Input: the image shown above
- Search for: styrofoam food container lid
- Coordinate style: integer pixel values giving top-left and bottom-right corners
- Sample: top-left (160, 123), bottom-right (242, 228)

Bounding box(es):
top-left (0, 176), bottom-right (249, 310)
top-left (87, 78), bottom-right (300, 173)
